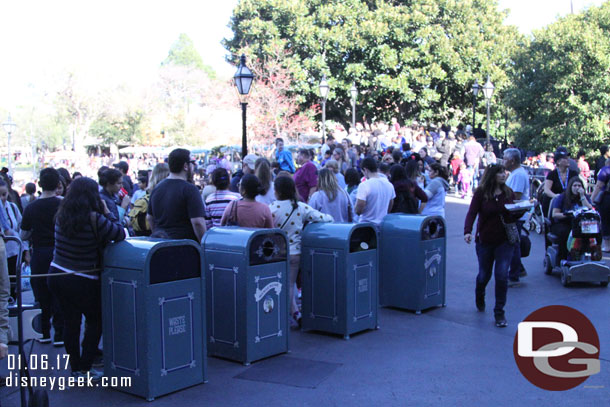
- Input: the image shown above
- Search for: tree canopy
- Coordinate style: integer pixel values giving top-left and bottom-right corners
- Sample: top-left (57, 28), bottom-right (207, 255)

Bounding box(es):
top-left (224, 0), bottom-right (523, 129)
top-left (506, 2), bottom-right (610, 152)
top-left (162, 33), bottom-right (217, 79)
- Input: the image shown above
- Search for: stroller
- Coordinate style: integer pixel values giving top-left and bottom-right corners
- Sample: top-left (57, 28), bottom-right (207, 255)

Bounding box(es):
top-left (4, 235), bottom-right (49, 407)
top-left (524, 180), bottom-right (545, 234)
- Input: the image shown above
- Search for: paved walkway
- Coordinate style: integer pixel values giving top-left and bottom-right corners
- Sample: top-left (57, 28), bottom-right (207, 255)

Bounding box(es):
top-left (1, 199), bottom-right (608, 406)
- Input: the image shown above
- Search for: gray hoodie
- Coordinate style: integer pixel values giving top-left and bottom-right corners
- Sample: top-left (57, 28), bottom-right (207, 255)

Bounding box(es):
top-left (422, 177), bottom-right (450, 218)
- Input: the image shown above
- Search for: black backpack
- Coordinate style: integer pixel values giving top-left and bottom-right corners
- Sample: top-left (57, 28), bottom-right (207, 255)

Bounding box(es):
top-left (392, 189), bottom-right (419, 214)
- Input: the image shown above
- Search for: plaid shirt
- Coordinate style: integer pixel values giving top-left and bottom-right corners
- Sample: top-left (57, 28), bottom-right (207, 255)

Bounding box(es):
top-left (204, 190), bottom-right (241, 230)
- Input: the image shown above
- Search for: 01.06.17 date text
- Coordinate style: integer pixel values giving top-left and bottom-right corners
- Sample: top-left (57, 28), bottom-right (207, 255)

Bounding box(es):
top-left (7, 354), bottom-right (70, 371)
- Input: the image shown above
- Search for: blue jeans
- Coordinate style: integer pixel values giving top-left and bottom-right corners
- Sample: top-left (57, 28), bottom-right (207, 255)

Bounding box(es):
top-left (475, 241), bottom-right (513, 316)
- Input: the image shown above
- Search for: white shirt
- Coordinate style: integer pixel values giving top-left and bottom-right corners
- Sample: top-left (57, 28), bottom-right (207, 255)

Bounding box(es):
top-left (506, 166), bottom-right (530, 221)
top-left (256, 183), bottom-right (275, 205)
top-left (356, 176), bottom-right (396, 224)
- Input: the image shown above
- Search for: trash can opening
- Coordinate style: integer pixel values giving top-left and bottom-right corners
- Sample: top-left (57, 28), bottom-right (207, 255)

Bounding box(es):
top-left (349, 227), bottom-right (377, 253)
top-left (422, 219), bottom-right (445, 240)
top-left (249, 233), bottom-right (288, 266)
top-left (149, 245), bottom-right (201, 284)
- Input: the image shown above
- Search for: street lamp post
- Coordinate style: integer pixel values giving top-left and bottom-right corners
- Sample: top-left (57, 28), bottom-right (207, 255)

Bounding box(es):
top-left (233, 54), bottom-right (254, 158)
top-left (2, 114), bottom-right (16, 174)
top-left (319, 75), bottom-right (329, 144)
top-left (471, 79), bottom-right (480, 135)
top-left (482, 76), bottom-right (495, 147)
top-left (350, 83), bottom-right (358, 131)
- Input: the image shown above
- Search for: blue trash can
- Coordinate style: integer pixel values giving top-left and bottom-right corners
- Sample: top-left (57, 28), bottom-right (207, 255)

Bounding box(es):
top-left (379, 214), bottom-right (447, 314)
top-left (102, 238), bottom-right (206, 401)
top-left (202, 228), bottom-right (289, 365)
top-left (301, 223), bottom-right (378, 339)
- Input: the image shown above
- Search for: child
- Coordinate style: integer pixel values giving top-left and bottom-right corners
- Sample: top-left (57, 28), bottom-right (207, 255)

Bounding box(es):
top-left (458, 162), bottom-right (473, 198)
top-left (450, 153), bottom-right (463, 192)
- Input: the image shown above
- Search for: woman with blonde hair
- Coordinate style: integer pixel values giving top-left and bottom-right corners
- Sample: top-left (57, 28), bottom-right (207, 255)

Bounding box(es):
top-left (255, 157), bottom-right (275, 205)
top-left (147, 163), bottom-right (170, 192)
top-left (308, 168), bottom-right (354, 222)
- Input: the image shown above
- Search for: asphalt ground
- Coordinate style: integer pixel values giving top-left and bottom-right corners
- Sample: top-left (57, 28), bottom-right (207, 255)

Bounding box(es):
top-left (1, 197), bottom-right (608, 406)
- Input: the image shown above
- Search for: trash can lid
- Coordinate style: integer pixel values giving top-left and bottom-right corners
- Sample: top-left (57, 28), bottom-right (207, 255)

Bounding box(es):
top-left (103, 238), bottom-right (202, 270)
top-left (380, 214), bottom-right (446, 237)
top-left (301, 222), bottom-right (377, 250)
top-left (201, 227), bottom-right (287, 254)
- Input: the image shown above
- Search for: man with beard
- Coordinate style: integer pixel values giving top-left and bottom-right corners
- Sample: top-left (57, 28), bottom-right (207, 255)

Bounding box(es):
top-left (147, 148), bottom-right (206, 242)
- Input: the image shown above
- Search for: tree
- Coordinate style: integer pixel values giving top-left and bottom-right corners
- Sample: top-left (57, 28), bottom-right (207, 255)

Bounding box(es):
top-left (224, 0), bottom-right (522, 128)
top-left (162, 33), bottom-right (217, 79)
top-left (55, 72), bottom-right (102, 152)
top-left (506, 3), bottom-right (610, 152)
top-left (241, 44), bottom-right (317, 144)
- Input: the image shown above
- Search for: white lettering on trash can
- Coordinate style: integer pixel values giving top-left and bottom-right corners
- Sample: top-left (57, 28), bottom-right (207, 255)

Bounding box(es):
top-left (168, 315), bottom-right (186, 336)
top-left (254, 282), bottom-right (282, 302)
top-left (358, 278), bottom-right (368, 293)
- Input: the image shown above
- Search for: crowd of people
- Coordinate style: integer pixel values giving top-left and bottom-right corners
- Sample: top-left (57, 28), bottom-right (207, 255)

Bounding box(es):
top-left (1, 119), bottom-right (610, 382)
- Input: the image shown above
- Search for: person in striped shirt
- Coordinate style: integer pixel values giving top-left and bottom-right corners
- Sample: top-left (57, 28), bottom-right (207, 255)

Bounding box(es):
top-left (204, 168), bottom-right (241, 230)
top-left (48, 177), bottom-right (126, 381)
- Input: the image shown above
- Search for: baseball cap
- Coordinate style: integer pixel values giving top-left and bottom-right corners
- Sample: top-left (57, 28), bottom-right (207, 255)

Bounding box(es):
top-left (113, 161), bottom-right (129, 172)
top-left (554, 151), bottom-right (568, 161)
top-left (243, 154), bottom-right (258, 171)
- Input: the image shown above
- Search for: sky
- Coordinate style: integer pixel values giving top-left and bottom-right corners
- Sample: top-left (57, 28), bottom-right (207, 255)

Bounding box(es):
top-left (0, 0), bottom-right (607, 110)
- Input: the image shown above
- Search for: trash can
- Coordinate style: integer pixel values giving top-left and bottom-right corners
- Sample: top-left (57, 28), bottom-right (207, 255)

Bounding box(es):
top-left (102, 238), bottom-right (206, 401)
top-left (301, 223), bottom-right (378, 339)
top-left (379, 214), bottom-right (447, 314)
top-left (202, 228), bottom-right (289, 365)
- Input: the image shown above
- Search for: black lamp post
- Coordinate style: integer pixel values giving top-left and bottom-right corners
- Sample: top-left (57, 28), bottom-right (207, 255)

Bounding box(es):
top-left (471, 79), bottom-right (480, 135)
top-left (2, 114), bottom-right (16, 173)
top-left (319, 75), bottom-right (329, 144)
top-left (233, 54), bottom-right (254, 158)
top-left (350, 83), bottom-right (358, 131)
top-left (482, 76), bottom-right (495, 147)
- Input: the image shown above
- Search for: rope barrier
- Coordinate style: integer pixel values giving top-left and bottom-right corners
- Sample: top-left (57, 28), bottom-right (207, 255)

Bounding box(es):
top-left (8, 269), bottom-right (101, 279)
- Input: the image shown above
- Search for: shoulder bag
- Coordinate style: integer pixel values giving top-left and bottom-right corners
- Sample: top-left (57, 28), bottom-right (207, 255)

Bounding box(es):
top-left (500, 214), bottom-right (520, 246)
top-left (226, 200), bottom-right (239, 226)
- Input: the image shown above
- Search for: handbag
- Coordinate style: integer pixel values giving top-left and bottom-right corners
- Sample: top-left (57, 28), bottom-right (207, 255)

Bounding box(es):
top-left (520, 227), bottom-right (531, 258)
top-left (500, 214), bottom-right (520, 245)
top-left (341, 188), bottom-right (354, 223)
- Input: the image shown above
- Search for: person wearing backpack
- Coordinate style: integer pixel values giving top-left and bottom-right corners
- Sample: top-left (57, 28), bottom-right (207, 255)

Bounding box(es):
top-left (129, 164), bottom-right (169, 236)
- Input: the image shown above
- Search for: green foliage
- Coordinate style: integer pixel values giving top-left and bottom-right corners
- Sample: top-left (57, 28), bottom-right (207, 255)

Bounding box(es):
top-left (162, 33), bottom-right (217, 79)
top-left (89, 110), bottom-right (145, 146)
top-left (224, 0), bottom-right (522, 127)
top-left (506, 3), bottom-right (610, 152)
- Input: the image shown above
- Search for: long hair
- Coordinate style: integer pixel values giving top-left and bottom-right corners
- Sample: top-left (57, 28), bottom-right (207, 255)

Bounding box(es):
top-left (254, 157), bottom-right (272, 195)
top-left (476, 164), bottom-right (512, 201)
top-left (562, 176), bottom-right (584, 211)
top-left (390, 164), bottom-right (407, 183)
top-left (405, 160), bottom-right (420, 180)
top-left (274, 175), bottom-right (298, 209)
top-left (55, 177), bottom-right (104, 238)
top-left (317, 168), bottom-right (339, 202)
top-left (147, 163), bottom-right (169, 192)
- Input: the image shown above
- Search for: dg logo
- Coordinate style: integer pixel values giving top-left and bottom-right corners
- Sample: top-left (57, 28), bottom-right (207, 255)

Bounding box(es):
top-left (513, 305), bottom-right (601, 391)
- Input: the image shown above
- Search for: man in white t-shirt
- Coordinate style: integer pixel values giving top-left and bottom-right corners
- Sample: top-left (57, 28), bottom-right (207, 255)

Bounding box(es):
top-left (504, 148), bottom-right (530, 285)
top-left (355, 157), bottom-right (395, 224)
